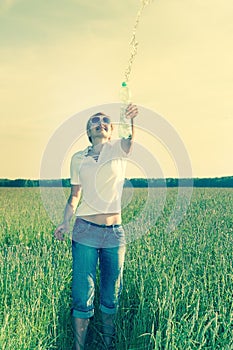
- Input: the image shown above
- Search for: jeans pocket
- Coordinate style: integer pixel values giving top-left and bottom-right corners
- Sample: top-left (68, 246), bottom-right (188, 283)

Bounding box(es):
top-left (73, 219), bottom-right (91, 240)
top-left (112, 226), bottom-right (126, 244)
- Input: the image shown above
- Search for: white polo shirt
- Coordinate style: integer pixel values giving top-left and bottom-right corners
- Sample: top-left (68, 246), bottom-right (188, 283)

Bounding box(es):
top-left (70, 139), bottom-right (129, 216)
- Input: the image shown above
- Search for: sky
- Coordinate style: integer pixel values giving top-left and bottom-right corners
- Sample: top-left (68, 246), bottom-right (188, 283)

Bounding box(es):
top-left (1, 0), bottom-right (233, 179)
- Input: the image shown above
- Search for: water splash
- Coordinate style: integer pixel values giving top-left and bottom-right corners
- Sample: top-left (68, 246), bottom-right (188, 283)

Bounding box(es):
top-left (124, 0), bottom-right (154, 83)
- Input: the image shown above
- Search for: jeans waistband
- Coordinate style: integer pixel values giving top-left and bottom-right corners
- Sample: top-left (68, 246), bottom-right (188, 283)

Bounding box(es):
top-left (78, 218), bottom-right (121, 228)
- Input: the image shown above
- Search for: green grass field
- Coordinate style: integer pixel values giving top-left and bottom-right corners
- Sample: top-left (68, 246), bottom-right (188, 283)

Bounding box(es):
top-left (0, 187), bottom-right (232, 349)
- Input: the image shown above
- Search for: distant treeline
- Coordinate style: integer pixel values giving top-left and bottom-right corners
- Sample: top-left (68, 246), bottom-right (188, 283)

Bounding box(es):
top-left (0, 177), bottom-right (232, 188)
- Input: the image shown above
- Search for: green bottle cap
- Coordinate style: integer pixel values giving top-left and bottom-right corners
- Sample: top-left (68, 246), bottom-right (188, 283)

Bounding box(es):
top-left (121, 81), bottom-right (127, 87)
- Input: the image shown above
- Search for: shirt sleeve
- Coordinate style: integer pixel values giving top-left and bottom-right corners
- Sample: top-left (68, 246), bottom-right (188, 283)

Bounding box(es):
top-left (70, 152), bottom-right (83, 185)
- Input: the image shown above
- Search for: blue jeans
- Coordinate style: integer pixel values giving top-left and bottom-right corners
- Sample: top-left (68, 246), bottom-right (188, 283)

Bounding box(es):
top-left (71, 218), bottom-right (126, 319)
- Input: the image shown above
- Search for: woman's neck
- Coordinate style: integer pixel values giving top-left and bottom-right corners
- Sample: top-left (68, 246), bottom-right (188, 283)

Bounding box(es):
top-left (91, 140), bottom-right (108, 151)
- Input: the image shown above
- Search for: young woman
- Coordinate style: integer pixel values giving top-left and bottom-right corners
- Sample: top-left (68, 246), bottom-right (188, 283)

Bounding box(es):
top-left (54, 104), bottom-right (138, 349)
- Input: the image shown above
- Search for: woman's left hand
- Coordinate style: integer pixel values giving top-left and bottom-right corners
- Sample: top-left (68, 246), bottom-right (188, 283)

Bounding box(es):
top-left (126, 104), bottom-right (138, 119)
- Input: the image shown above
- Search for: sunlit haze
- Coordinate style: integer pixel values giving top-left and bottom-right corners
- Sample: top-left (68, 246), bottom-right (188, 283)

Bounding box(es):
top-left (1, 0), bottom-right (233, 179)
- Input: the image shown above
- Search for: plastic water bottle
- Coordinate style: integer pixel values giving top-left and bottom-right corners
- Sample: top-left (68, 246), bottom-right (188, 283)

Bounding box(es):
top-left (118, 82), bottom-right (132, 139)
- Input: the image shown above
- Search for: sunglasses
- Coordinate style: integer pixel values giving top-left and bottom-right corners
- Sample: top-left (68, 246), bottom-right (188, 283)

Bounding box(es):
top-left (90, 116), bottom-right (111, 125)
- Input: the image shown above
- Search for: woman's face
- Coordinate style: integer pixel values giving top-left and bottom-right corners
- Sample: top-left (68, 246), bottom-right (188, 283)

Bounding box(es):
top-left (87, 114), bottom-right (113, 143)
